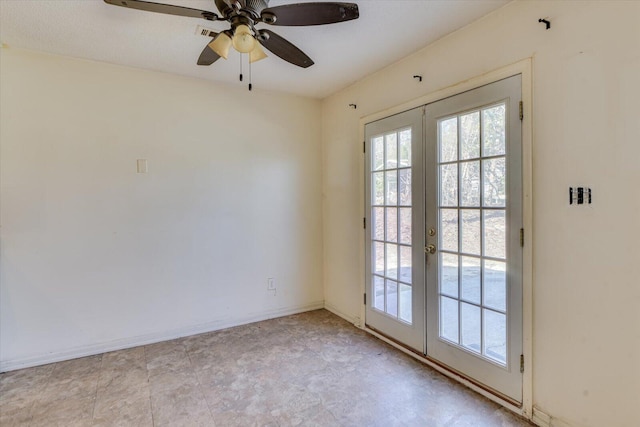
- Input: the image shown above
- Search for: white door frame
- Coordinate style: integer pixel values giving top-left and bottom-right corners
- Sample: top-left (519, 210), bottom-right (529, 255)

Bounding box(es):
top-left (357, 59), bottom-right (533, 418)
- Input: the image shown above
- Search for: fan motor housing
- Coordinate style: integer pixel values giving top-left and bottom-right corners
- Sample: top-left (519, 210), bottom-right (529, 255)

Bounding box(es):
top-left (216, 0), bottom-right (269, 20)
top-left (246, 0), bottom-right (269, 14)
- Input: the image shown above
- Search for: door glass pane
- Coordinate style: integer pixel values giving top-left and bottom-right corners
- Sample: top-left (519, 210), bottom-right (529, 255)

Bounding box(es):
top-left (440, 209), bottom-right (458, 252)
top-left (399, 245), bottom-right (412, 284)
top-left (399, 129), bottom-right (411, 167)
top-left (385, 133), bottom-right (397, 169)
top-left (373, 136), bottom-right (385, 170)
top-left (461, 210), bottom-right (481, 255)
top-left (374, 276), bottom-right (385, 311)
top-left (374, 242), bottom-right (384, 276)
top-left (373, 207), bottom-right (384, 241)
top-left (399, 284), bottom-right (412, 323)
top-left (461, 303), bottom-right (481, 353)
top-left (399, 208), bottom-right (412, 245)
top-left (385, 170), bottom-right (398, 205)
top-left (386, 280), bottom-right (398, 317)
top-left (440, 253), bottom-right (458, 298)
top-left (482, 104), bottom-right (505, 157)
top-left (399, 169), bottom-right (411, 206)
top-left (439, 117), bottom-right (458, 162)
top-left (385, 207), bottom-right (398, 243)
top-left (483, 210), bottom-right (506, 259)
top-left (484, 309), bottom-right (506, 364)
top-left (440, 296), bottom-right (459, 343)
top-left (460, 111), bottom-right (480, 160)
top-left (484, 260), bottom-right (506, 312)
top-left (461, 256), bottom-right (481, 304)
top-left (460, 161), bottom-right (480, 207)
top-left (373, 172), bottom-right (384, 205)
top-left (386, 243), bottom-right (398, 280)
top-left (483, 158), bottom-right (505, 207)
top-left (440, 164), bottom-right (458, 207)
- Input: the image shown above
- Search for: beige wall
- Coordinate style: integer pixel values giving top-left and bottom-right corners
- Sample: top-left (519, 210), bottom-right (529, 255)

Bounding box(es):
top-left (2, 1), bottom-right (639, 425)
top-left (322, 1), bottom-right (640, 427)
top-left (0, 49), bottom-right (324, 370)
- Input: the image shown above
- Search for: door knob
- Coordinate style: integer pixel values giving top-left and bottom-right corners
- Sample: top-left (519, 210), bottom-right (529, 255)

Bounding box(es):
top-left (425, 244), bottom-right (436, 254)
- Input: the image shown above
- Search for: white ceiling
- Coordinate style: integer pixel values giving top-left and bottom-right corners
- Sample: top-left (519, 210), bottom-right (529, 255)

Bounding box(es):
top-left (0, 0), bottom-right (510, 98)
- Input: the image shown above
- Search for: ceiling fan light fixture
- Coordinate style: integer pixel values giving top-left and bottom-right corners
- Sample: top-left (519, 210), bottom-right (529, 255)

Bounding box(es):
top-left (249, 42), bottom-right (268, 63)
top-left (104, 0), bottom-right (360, 71)
top-left (209, 32), bottom-right (232, 59)
top-left (232, 24), bottom-right (256, 53)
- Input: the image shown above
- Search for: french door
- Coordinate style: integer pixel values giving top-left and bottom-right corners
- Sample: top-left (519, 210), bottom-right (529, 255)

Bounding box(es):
top-left (365, 75), bottom-right (523, 402)
top-left (425, 75), bottom-right (523, 402)
top-left (364, 108), bottom-right (425, 352)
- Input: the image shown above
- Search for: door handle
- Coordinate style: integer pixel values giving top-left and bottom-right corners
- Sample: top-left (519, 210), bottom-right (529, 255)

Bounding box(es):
top-left (425, 244), bottom-right (436, 255)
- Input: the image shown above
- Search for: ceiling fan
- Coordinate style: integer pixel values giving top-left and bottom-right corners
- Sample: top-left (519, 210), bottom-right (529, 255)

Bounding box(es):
top-left (104, 0), bottom-right (359, 69)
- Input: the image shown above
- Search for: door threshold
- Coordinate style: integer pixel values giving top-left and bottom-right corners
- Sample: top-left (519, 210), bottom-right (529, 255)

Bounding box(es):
top-left (364, 325), bottom-right (525, 416)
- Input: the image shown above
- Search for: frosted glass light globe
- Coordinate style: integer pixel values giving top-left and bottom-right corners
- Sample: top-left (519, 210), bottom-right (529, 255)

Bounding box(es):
top-left (232, 25), bottom-right (255, 53)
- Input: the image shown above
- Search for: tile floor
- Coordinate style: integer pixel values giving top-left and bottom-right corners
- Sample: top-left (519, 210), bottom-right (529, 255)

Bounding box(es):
top-left (0, 309), bottom-right (533, 426)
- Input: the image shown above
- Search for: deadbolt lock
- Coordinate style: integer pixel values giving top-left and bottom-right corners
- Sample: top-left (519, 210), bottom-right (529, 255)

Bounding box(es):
top-left (425, 244), bottom-right (436, 255)
top-left (428, 228), bottom-right (436, 237)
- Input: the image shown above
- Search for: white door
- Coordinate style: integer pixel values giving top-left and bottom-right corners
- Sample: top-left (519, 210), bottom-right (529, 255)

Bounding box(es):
top-left (365, 108), bottom-right (425, 352)
top-left (425, 75), bottom-right (523, 402)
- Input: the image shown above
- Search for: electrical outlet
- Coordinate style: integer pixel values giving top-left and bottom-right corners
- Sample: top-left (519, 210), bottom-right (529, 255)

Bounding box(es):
top-left (136, 159), bottom-right (148, 173)
top-left (267, 278), bottom-right (276, 291)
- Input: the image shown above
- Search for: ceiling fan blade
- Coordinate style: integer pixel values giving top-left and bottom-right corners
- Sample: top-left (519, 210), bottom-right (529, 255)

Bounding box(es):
top-left (258, 30), bottom-right (314, 68)
top-left (261, 2), bottom-right (359, 26)
top-left (197, 36), bottom-right (221, 66)
top-left (104, 0), bottom-right (218, 21)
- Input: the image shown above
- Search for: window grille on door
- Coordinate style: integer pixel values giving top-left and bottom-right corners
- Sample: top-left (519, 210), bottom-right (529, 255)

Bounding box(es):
top-left (437, 103), bottom-right (509, 365)
top-left (370, 128), bottom-right (413, 324)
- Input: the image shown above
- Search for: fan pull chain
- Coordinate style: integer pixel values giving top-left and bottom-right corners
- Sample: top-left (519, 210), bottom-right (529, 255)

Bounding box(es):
top-left (248, 60), bottom-right (252, 91)
top-left (239, 54), bottom-right (243, 82)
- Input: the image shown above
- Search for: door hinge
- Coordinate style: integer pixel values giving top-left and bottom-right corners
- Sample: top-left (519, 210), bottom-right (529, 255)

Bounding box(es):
top-left (364, 293), bottom-right (367, 305)
top-left (519, 101), bottom-right (523, 121)
top-left (363, 217), bottom-right (366, 229)
top-left (363, 141), bottom-right (366, 153)
top-left (520, 228), bottom-right (524, 247)
top-left (520, 354), bottom-right (525, 373)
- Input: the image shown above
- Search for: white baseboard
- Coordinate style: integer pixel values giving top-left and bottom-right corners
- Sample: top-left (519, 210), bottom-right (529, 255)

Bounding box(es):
top-left (0, 301), bottom-right (324, 373)
top-left (532, 407), bottom-right (573, 427)
top-left (323, 302), bottom-right (359, 326)
top-left (532, 407), bottom-right (552, 427)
